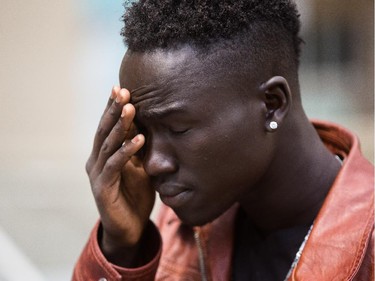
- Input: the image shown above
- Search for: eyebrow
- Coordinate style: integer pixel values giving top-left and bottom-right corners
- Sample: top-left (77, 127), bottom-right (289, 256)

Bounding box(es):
top-left (138, 102), bottom-right (188, 120)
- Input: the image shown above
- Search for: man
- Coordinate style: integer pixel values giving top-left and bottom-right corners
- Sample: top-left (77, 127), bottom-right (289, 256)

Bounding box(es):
top-left (73, 0), bottom-right (374, 280)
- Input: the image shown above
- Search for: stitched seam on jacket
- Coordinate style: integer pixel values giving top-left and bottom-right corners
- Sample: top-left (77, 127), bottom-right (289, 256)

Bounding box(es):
top-left (346, 207), bottom-right (374, 280)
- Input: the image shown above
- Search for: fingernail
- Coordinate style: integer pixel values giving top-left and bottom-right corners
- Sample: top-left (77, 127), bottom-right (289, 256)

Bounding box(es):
top-left (110, 86), bottom-right (119, 100)
top-left (121, 106), bottom-right (126, 118)
top-left (131, 135), bottom-right (140, 144)
top-left (115, 94), bottom-right (122, 103)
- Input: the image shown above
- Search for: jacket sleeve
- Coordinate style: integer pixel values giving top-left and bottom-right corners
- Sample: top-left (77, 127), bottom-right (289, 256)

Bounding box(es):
top-left (72, 220), bottom-right (162, 281)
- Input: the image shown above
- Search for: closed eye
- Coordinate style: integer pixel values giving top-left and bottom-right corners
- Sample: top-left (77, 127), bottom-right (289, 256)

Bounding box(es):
top-left (169, 127), bottom-right (190, 135)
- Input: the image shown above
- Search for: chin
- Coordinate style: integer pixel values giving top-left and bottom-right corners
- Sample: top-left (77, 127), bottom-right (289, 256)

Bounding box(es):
top-left (173, 207), bottom-right (223, 227)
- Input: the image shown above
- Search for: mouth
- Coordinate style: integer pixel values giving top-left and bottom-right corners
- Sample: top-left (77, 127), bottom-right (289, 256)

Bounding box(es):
top-left (155, 185), bottom-right (193, 208)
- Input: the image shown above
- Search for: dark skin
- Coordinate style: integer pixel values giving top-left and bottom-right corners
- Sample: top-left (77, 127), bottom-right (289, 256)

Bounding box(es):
top-left (85, 45), bottom-right (342, 269)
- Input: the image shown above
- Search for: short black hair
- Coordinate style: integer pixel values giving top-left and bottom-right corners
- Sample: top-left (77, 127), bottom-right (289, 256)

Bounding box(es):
top-left (121, 0), bottom-right (304, 97)
top-left (121, 0), bottom-right (302, 62)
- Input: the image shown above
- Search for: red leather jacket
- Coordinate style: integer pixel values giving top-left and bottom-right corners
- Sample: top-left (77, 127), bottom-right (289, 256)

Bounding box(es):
top-left (73, 121), bottom-right (374, 280)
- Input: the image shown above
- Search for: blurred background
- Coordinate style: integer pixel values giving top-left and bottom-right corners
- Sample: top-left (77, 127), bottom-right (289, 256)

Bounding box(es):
top-left (0, 0), bottom-right (373, 280)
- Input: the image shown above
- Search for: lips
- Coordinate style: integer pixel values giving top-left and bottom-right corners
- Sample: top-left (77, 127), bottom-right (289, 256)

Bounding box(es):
top-left (155, 184), bottom-right (187, 196)
top-left (155, 184), bottom-right (192, 208)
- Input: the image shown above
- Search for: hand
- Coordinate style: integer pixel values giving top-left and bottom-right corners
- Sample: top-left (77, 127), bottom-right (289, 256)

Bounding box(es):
top-left (86, 87), bottom-right (155, 261)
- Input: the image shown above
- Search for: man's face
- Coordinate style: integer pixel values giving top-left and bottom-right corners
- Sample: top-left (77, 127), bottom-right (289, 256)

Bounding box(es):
top-left (120, 47), bottom-right (274, 226)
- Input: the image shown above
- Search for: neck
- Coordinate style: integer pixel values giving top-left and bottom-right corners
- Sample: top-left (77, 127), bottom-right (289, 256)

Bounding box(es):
top-left (239, 114), bottom-right (342, 234)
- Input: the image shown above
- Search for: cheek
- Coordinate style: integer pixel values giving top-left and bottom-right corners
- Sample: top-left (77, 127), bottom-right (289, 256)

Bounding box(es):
top-left (190, 125), bottom-right (271, 188)
top-left (180, 130), bottom-right (228, 166)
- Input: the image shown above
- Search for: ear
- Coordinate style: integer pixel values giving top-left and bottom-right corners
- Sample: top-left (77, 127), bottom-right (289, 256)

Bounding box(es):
top-left (259, 76), bottom-right (292, 132)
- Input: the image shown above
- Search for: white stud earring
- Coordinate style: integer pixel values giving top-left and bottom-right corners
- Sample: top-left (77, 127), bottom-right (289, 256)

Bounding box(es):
top-left (266, 121), bottom-right (278, 132)
top-left (270, 121), bottom-right (278, 130)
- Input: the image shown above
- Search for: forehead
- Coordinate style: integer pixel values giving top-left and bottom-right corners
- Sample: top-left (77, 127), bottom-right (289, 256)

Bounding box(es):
top-left (120, 47), bottom-right (207, 91)
top-left (118, 46), bottom-right (259, 121)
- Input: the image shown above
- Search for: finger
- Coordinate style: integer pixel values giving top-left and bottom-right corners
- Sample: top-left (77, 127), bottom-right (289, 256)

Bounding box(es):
top-left (121, 104), bottom-right (138, 138)
top-left (91, 88), bottom-right (131, 159)
top-left (100, 134), bottom-right (146, 184)
top-left (86, 86), bottom-right (120, 174)
top-left (95, 103), bottom-right (137, 170)
top-left (106, 86), bottom-right (120, 109)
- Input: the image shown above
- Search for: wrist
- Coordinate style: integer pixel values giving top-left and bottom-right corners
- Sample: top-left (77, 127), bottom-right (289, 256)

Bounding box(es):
top-left (98, 220), bottom-right (160, 268)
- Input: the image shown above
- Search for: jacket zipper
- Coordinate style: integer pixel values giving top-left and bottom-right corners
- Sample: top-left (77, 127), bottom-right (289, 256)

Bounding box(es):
top-left (194, 230), bottom-right (208, 281)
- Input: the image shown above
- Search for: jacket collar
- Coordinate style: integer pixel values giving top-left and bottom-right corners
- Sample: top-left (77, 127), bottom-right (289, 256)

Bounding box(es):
top-left (290, 120), bottom-right (374, 280)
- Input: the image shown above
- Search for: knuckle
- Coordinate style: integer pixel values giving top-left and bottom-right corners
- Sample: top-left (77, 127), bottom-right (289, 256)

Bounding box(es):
top-left (104, 158), bottom-right (117, 171)
top-left (100, 141), bottom-right (110, 154)
top-left (113, 123), bottom-right (124, 134)
top-left (108, 107), bottom-right (117, 117)
top-left (96, 126), bottom-right (109, 143)
top-left (96, 125), bottom-right (105, 137)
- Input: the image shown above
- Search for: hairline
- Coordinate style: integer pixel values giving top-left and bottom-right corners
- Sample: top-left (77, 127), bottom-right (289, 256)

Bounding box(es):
top-left (124, 25), bottom-right (301, 100)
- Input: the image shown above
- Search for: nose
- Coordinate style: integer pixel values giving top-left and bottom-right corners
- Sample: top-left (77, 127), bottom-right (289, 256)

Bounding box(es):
top-left (143, 136), bottom-right (178, 177)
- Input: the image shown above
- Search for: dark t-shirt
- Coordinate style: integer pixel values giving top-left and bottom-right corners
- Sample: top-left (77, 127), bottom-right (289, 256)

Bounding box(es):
top-left (232, 209), bottom-right (311, 281)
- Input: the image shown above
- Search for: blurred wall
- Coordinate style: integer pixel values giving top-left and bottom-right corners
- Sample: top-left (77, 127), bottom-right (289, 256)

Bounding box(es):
top-left (0, 1), bottom-right (373, 280)
top-left (0, 1), bottom-right (125, 279)
top-left (297, 0), bottom-right (374, 159)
